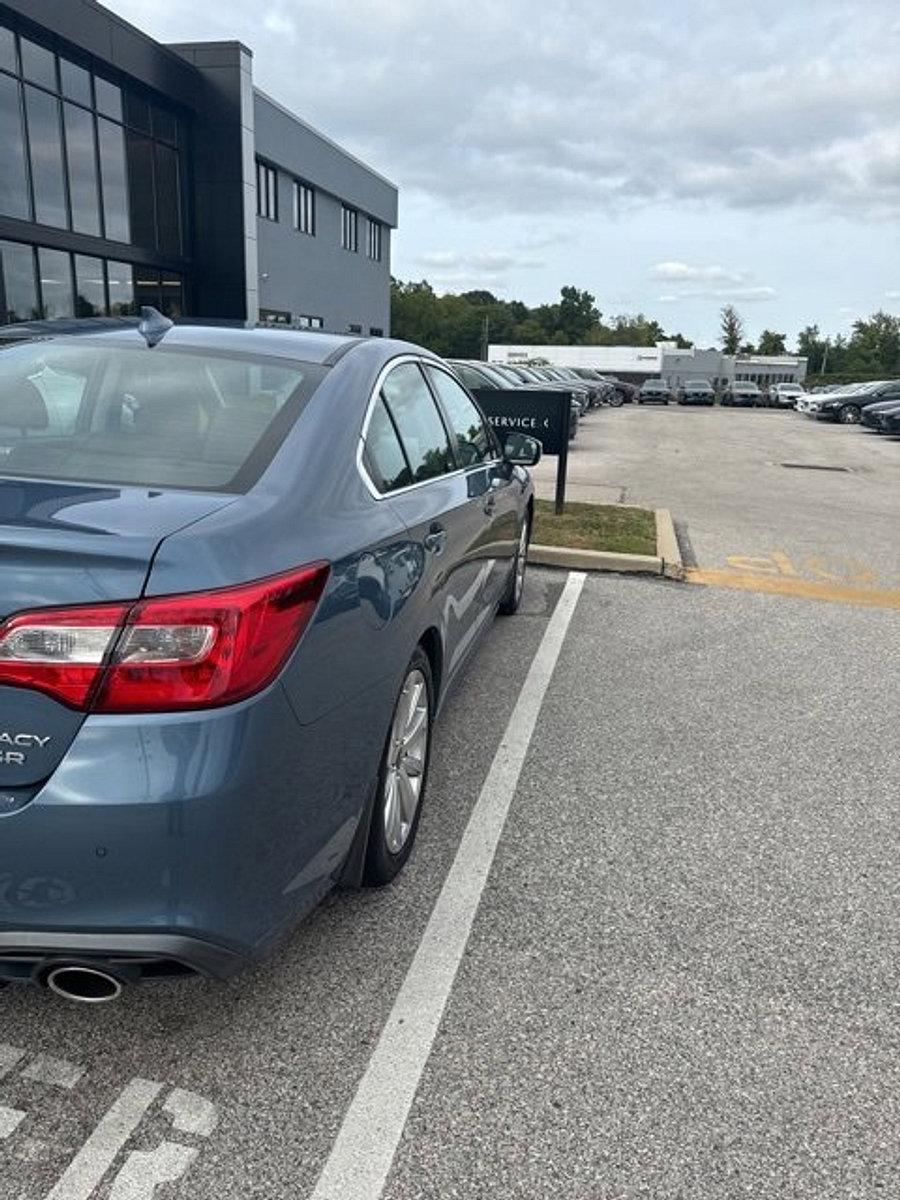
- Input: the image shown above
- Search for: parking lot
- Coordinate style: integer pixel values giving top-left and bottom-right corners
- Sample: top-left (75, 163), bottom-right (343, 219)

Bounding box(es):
top-left (2, 406), bottom-right (899, 1199)
top-left (536, 404), bottom-right (900, 599)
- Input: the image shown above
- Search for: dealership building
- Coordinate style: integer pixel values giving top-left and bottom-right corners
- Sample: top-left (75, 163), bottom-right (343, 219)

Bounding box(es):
top-left (489, 343), bottom-right (808, 388)
top-left (0, 0), bottom-right (397, 333)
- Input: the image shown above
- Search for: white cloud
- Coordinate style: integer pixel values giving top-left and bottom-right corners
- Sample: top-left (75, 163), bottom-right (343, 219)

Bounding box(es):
top-left (650, 262), bottom-right (748, 285)
top-left (107, 0), bottom-right (900, 221)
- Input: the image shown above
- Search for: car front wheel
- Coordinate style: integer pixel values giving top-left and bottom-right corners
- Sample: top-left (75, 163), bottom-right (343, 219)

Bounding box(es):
top-left (364, 650), bottom-right (433, 885)
top-left (838, 405), bottom-right (861, 424)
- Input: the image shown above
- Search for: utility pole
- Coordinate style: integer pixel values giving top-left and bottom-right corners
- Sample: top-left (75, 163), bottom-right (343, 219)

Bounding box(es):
top-left (480, 313), bottom-right (489, 361)
top-left (820, 338), bottom-right (829, 376)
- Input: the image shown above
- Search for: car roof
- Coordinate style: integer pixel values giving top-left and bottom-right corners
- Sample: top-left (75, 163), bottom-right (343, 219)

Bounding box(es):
top-left (0, 316), bottom-right (364, 366)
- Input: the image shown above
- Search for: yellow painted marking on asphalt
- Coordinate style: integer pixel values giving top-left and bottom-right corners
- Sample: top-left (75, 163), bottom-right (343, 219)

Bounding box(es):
top-left (685, 568), bottom-right (900, 610)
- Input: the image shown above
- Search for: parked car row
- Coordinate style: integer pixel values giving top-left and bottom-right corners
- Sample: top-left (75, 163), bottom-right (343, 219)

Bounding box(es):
top-left (449, 360), bottom-right (603, 441)
top-left (632, 378), bottom-right (808, 407)
top-left (798, 379), bottom-right (900, 430)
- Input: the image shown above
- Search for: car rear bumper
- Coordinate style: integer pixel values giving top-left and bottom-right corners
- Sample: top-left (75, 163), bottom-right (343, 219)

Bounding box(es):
top-left (0, 930), bottom-right (244, 984)
top-left (0, 682), bottom-right (384, 982)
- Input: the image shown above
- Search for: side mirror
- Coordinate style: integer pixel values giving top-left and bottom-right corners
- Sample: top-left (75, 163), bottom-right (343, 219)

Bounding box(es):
top-left (502, 432), bottom-right (542, 467)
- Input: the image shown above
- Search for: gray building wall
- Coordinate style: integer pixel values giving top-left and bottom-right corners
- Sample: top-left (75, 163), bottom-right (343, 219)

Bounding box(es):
top-left (253, 92), bottom-right (396, 335)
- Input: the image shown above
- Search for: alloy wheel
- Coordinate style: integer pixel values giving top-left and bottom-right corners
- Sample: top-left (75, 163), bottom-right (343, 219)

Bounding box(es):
top-left (838, 405), bottom-right (861, 425)
top-left (383, 668), bottom-right (429, 854)
top-left (514, 521), bottom-right (529, 605)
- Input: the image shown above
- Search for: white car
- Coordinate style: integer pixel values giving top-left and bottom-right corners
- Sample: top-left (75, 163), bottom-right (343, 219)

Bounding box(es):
top-left (769, 383), bottom-right (805, 409)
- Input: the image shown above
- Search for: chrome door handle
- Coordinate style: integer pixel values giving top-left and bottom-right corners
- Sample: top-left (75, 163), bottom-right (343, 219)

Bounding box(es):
top-left (424, 525), bottom-right (446, 554)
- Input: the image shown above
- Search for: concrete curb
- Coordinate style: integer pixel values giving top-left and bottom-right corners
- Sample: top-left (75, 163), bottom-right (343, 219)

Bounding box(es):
top-left (528, 507), bottom-right (685, 579)
top-left (528, 544), bottom-right (664, 575)
top-left (655, 508), bottom-right (685, 580)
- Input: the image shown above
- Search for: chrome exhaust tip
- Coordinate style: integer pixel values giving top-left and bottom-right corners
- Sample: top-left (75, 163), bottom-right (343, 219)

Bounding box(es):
top-left (45, 965), bottom-right (124, 1004)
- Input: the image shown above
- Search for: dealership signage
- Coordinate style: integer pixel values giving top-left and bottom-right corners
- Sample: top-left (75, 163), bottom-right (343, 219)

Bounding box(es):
top-left (473, 389), bottom-right (571, 512)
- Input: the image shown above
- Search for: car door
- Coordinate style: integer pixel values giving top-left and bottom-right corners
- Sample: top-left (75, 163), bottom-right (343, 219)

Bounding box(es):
top-left (364, 359), bottom-right (492, 682)
top-left (423, 362), bottom-right (520, 608)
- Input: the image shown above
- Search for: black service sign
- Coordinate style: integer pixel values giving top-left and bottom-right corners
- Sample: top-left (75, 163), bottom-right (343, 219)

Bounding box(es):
top-left (472, 389), bottom-right (570, 457)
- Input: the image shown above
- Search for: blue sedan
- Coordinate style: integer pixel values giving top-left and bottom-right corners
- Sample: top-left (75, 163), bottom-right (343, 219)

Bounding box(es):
top-left (0, 312), bottom-right (539, 1002)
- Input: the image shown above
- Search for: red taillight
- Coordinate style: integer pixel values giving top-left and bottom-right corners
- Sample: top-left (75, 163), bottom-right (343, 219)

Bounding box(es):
top-left (0, 604), bottom-right (129, 708)
top-left (0, 563), bottom-right (330, 714)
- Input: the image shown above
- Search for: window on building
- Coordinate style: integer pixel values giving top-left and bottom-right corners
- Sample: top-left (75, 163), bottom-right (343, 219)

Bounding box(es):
top-left (342, 205), bottom-right (359, 252)
top-left (106, 261), bottom-right (134, 315)
top-left (0, 243), bottom-right (182, 326)
top-left (0, 73), bottom-right (29, 220)
top-left (0, 25), bottom-right (16, 74)
top-left (38, 247), bottom-right (74, 319)
top-left (369, 327), bottom-right (384, 337)
top-left (257, 160), bottom-right (278, 220)
top-left (98, 117), bottom-right (130, 242)
top-left (25, 85), bottom-right (67, 228)
top-left (367, 219), bottom-right (383, 261)
top-left (293, 181), bottom-right (315, 235)
top-left (64, 101), bottom-right (101, 236)
top-left (348, 323), bottom-right (362, 334)
top-left (297, 315), bottom-right (324, 329)
top-left (20, 38), bottom-right (56, 90)
top-left (0, 27), bottom-right (182, 253)
top-left (74, 255), bottom-right (105, 316)
top-left (260, 308), bottom-right (292, 325)
top-left (0, 241), bottom-right (38, 324)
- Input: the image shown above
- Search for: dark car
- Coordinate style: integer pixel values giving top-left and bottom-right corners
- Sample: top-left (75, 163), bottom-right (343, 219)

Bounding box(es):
top-left (449, 360), bottom-right (579, 440)
top-left (722, 381), bottom-right (763, 407)
top-left (676, 379), bottom-right (715, 406)
top-left (572, 369), bottom-right (635, 406)
top-left (861, 398), bottom-right (900, 431)
top-left (881, 407), bottom-right (900, 435)
top-left (0, 313), bottom-right (539, 1002)
top-left (637, 379), bottom-right (671, 405)
top-left (810, 380), bottom-right (900, 424)
top-left (497, 364), bottom-right (591, 414)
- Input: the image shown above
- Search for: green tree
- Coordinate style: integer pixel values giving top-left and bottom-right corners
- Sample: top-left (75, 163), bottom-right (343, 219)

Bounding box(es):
top-left (720, 305), bottom-right (744, 355)
top-left (757, 329), bottom-right (787, 355)
top-left (557, 286), bottom-right (600, 341)
top-left (846, 311), bottom-right (900, 375)
top-left (797, 324), bottom-right (826, 373)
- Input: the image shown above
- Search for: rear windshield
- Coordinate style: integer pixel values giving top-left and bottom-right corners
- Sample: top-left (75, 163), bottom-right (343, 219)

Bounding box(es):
top-left (0, 340), bottom-right (325, 491)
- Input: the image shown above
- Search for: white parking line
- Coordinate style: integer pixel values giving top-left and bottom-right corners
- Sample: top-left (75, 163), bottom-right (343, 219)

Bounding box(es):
top-left (310, 570), bottom-right (587, 1200)
top-left (45, 1078), bottom-right (163, 1200)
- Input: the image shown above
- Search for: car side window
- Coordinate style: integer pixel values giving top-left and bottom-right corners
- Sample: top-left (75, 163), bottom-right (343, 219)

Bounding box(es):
top-left (381, 363), bottom-right (455, 482)
top-left (362, 395), bottom-right (412, 494)
top-left (424, 365), bottom-right (494, 466)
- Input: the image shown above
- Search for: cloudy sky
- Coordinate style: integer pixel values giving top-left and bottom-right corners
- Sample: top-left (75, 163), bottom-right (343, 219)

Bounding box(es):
top-left (108, 0), bottom-right (899, 347)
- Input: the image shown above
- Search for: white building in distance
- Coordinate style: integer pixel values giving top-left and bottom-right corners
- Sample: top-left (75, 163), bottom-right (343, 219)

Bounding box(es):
top-left (488, 343), bottom-right (807, 387)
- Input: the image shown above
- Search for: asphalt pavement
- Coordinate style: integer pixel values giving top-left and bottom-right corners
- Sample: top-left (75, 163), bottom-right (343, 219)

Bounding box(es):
top-left (534, 405), bottom-right (899, 589)
top-left (1, 404), bottom-right (899, 1198)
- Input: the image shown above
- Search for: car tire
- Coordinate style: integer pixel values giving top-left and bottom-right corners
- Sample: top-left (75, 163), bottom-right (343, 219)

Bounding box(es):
top-left (838, 404), bottom-right (861, 424)
top-left (637, 398), bottom-right (643, 405)
top-left (363, 649), bottom-right (433, 886)
top-left (608, 390), bottom-right (625, 407)
top-left (663, 399), bottom-right (669, 405)
top-left (499, 514), bottom-right (531, 616)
